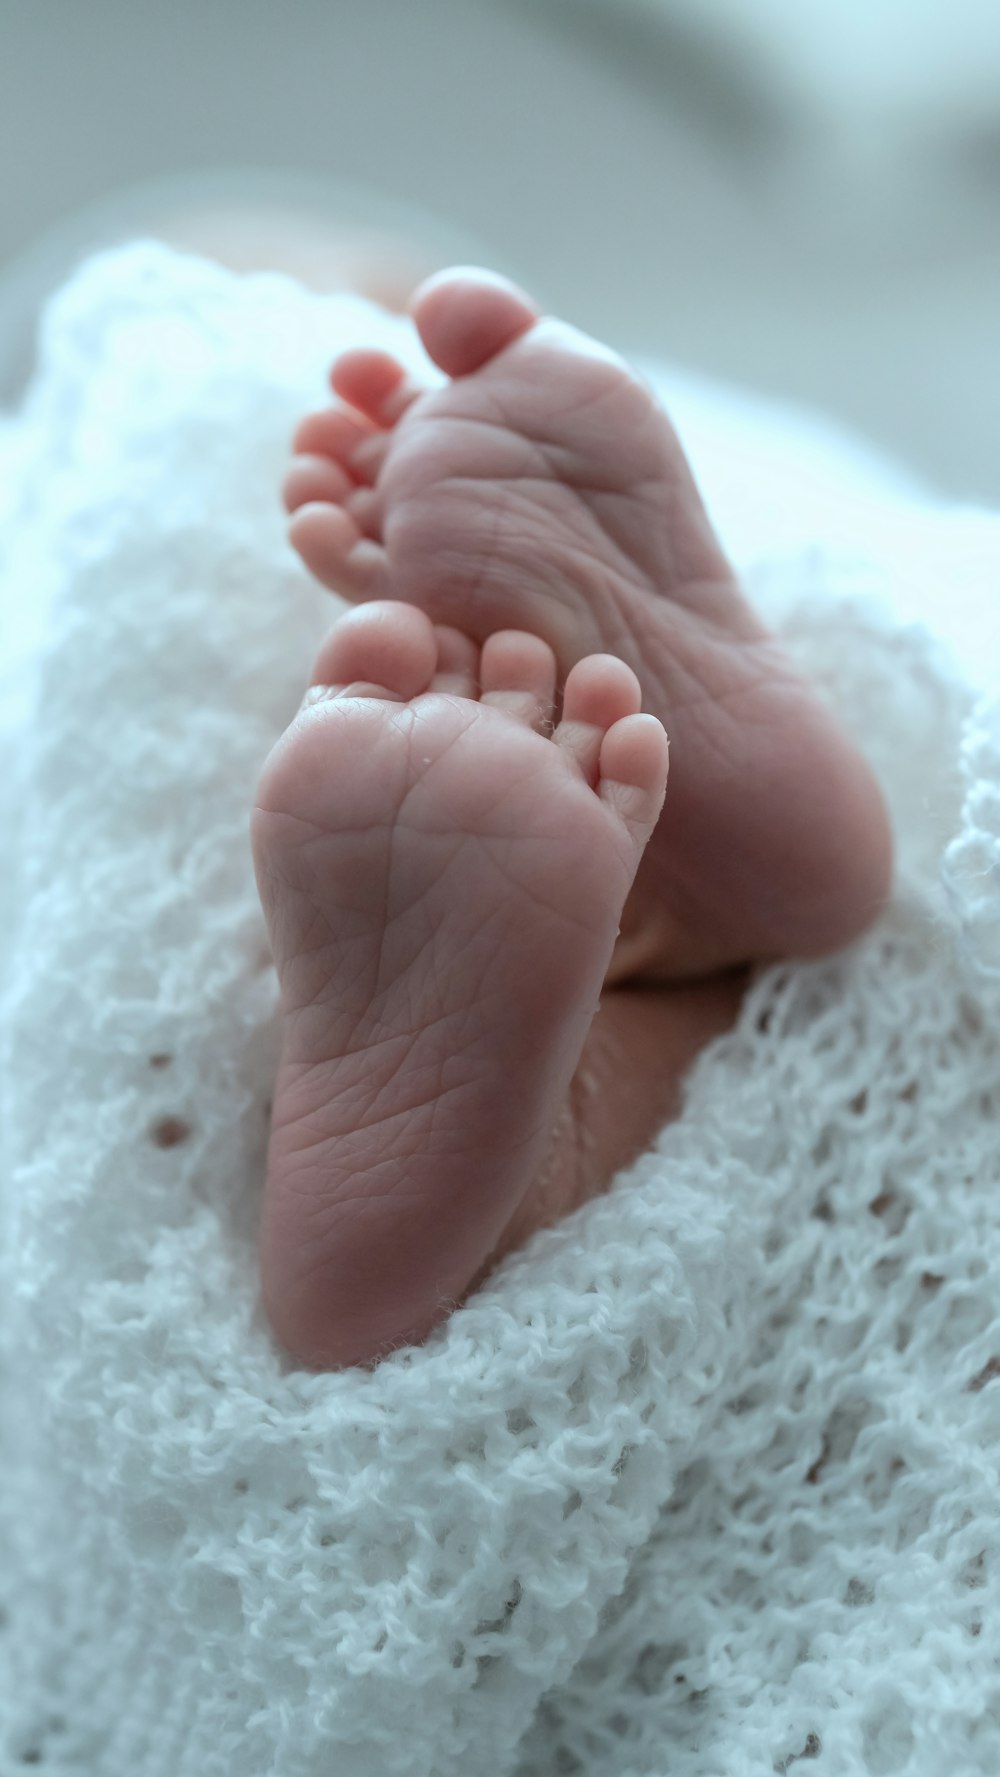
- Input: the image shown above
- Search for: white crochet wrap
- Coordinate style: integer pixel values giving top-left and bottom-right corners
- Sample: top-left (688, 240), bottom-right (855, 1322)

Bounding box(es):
top-left (1, 247), bottom-right (999, 1777)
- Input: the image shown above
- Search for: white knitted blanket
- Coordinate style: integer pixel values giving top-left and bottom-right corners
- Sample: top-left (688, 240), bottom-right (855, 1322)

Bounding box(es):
top-left (1, 247), bottom-right (999, 1777)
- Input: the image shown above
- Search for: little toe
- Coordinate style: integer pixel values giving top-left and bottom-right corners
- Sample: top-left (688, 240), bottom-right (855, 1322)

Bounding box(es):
top-left (288, 502), bottom-right (388, 602)
top-left (431, 625), bottom-right (480, 698)
top-left (480, 629), bottom-right (557, 730)
top-left (410, 266), bottom-right (541, 378)
top-left (345, 486), bottom-right (383, 540)
top-left (555, 655), bottom-right (643, 784)
top-left (292, 407), bottom-right (388, 487)
top-left (331, 348), bottom-right (425, 428)
top-left (282, 453), bottom-right (353, 514)
top-left (598, 714), bottom-right (670, 845)
top-left (310, 601), bottom-right (438, 702)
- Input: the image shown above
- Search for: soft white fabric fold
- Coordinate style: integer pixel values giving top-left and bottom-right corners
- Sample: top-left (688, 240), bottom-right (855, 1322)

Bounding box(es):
top-left (1, 246), bottom-right (998, 1777)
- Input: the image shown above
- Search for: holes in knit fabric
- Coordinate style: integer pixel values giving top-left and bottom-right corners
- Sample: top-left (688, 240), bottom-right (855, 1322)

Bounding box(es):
top-left (148, 1052), bottom-right (173, 1069)
top-left (966, 1355), bottom-right (1000, 1394)
top-left (867, 1191), bottom-right (910, 1237)
top-left (553, 1745), bottom-right (584, 1775)
top-left (447, 1428), bottom-right (486, 1464)
top-left (845, 1575), bottom-right (875, 1608)
top-left (804, 1399), bottom-right (877, 1488)
top-left (774, 1731), bottom-right (822, 1772)
top-left (475, 1579), bottom-right (522, 1637)
top-left (5, 1717), bottom-right (69, 1769)
top-left (472, 1654), bottom-right (502, 1693)
top-left (505, 1407), bottom-right (534, 1436)
top-left (958, 1549), bottom-right (987, 1589)
top-left (633, 1641), bottom-right (688, 1695)
top-left (567, 1375), bottom-right (588, 1409)
top-left (612, 1445), bottom-right (632, 1479)
top-left (627, 1337), bottom-right (648, 1382)
top-left (873, 1254), bottom-right (903, 1291)
top-left (666, 1459), bottom-right (710, 1515)
top-left (149, 1114), bottom-right (192, 1149)
top-left (861, 1696), bottom-right (915, 1774)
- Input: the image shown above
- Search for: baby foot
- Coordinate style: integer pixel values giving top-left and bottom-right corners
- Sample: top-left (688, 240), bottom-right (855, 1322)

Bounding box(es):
top-left (252, 601), bottom-right (669, 1369)
top-left (284, 268), bottom-right (892, 980)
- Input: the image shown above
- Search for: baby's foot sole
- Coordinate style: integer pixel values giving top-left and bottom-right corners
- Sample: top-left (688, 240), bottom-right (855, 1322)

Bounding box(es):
top-left (252, 603), bottom-right (668, 1369)
top-left (283, 267), bottom-right (893, 978)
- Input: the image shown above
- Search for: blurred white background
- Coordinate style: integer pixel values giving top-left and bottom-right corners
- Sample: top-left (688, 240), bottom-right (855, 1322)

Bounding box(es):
top-left (0, 0), bottom-right (997, 499)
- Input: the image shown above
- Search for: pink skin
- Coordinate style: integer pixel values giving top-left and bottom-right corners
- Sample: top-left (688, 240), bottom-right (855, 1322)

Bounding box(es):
top-left (283, 266), bottom-right (893, 983)
top-left (255, 269), bottom-right (896, 1371)
top-left (253, 603), bottom-right (670, 1370)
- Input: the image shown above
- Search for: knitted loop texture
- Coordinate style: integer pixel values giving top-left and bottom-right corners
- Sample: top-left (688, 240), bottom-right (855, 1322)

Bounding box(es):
top-left (1, 247), bottom-right (999, 1777)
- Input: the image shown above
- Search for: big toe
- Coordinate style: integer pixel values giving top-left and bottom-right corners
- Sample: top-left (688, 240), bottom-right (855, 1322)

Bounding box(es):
top-left (410, 265), bottom-right (540, 377)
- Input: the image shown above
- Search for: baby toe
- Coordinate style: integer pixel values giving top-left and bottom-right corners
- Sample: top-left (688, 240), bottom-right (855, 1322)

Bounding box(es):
top-left (331, 348), bottom-right (426, 428)
top-left (555, 655), bottom-right (643, 783)
top-left (598, 714), bottom-right (670, 845)
top-left (292, 406), bottom-right (384, 486)
top-left (410, 266), bottom-right (540, 378)
top-left (479, 630), bottom-right (557, 730)
top-left (431, 626), bottom-right (480, 698)
top-left (310, 602), bottom-right (439, 702)
top-left (283, 454), bottom-right (353, 514)
top-left (288, 503), bottom-right (388, 602)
